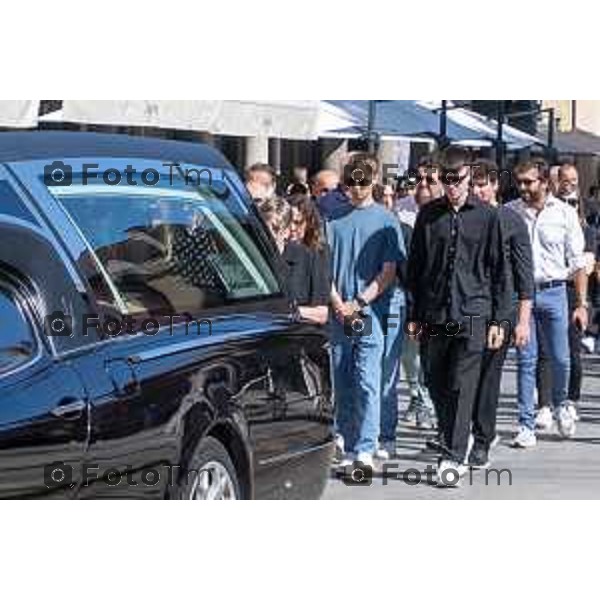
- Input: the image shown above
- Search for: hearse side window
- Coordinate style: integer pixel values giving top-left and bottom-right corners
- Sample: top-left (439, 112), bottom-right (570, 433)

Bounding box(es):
top-left (0, 287), bottom-right (36, 375)
top-left (0, 180), bottom-right (37, 224)
top-left (46, 175), bottom-right (281, 317)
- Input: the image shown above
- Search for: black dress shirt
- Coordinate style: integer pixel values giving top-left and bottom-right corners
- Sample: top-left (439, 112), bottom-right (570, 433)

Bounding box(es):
top-left (498, 205), bottom-right (534, 301)
top-left (407, 195), bottom-right (511, 327)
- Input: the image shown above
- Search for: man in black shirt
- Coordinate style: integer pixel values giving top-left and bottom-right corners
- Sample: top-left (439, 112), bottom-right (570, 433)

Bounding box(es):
top-left (407, 150), bottom-right (510, 486)
top-left (468, 161), bottom-right (534, 468)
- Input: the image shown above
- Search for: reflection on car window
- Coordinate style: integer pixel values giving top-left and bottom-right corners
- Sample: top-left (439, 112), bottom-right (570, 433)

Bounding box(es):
top-left (0, 180), bottom-right (37, 224)
top-left (46, 171), bottom-right (281, 316)
top-left (0, 287), bottom-right (35, 375)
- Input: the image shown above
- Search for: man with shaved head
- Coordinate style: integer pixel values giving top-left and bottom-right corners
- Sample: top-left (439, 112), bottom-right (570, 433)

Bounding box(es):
top-left (557, 163), bottom-right (580, 207)
top-left (312, 169), bottom-right (339, 197)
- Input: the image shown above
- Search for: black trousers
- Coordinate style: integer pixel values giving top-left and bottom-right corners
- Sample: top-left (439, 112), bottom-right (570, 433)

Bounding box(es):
top-left (472, 342), bottom-right (510, 450)
top-left (427, 334), bottom-right (484, 462)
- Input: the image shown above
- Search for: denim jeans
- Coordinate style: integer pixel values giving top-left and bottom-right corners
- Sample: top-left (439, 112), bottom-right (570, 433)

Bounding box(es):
top-left (376, 290), bottom-right (405, 444)
top-left (517, 284), bottom-right (570, 431)
top-left (331, 305), bottom-right (385, 456)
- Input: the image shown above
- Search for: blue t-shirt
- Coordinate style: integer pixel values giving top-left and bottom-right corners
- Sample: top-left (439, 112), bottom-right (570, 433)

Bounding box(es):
top-left (326, 202), bottom-right (406, 308)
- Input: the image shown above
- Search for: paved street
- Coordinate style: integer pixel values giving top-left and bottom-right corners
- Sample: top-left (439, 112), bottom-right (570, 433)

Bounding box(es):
top-left (324, 355), bottom-right (600, 499)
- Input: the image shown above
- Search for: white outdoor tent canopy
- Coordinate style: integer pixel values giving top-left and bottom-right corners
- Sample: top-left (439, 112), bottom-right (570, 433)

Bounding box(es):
top-left (0, 100), bottom-right (40, 128)
top-left (24, 99), bottom-right (543, 149)
top-left (319, 100), bottom-right (542, 149)
top-left (43, 100), bottom-right (323, 140)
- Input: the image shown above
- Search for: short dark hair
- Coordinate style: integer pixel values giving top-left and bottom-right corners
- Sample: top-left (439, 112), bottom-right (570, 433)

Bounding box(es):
top-left (345, 152), bottom-right (380, 178)
top-left (245, 162), bottom-right (276, 182)
top-left (417, 153), bottom-right (442, 171)
top-left (514, 159), bottom-right (550, 181)
top-left (472, 159), bottom-right (500, 184)
top-left (440, 147), bottom-right (470, 172)
top-left (287, 182), bottom-right (310, 196)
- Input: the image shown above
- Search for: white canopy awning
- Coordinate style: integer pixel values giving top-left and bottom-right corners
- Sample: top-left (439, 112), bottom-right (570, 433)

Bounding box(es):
top-left (319, 100), bottom-right (543, 149)
top-left (55, 100), bottom-right (321, 140)
top-left (420, 101), bottom-right (542, 149)
top-left (36, 100), bottom-right (544, 149)
top-left (0, 100), bottom-right (40, 128)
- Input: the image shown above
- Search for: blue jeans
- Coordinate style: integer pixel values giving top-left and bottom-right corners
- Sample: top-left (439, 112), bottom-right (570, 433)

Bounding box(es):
top-left (331, 306), bottom-right (385, 456)
top-left (376, 291), bottom-right (405, 444)
top-left (517, 285), bottom-right (570, 430)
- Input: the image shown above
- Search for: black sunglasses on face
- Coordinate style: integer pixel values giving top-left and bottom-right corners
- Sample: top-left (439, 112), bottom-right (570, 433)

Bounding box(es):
top-left (441, 170), bottom-right (469, 186)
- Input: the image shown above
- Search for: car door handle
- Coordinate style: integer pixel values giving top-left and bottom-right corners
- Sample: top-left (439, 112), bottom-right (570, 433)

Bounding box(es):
top-left (51, 399), bottom-right (86, 420)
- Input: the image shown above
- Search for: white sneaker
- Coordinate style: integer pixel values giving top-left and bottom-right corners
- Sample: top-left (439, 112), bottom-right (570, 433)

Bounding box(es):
top-left (567, 402), bottom-right (580, 422)
top-left (437, 460), bottom-right (463, 487)
top-left (512, 426), bottom-right (537, 448)
top-left (466, 433), bottom-right (474, 463)
top-left (356, 452), bottom-right (375, 468)
top-left (334, 434), bottom-right (345, 461)
top-left (338, 453), bottom-right (355, 468)
top-left (374, 441), bottom-right (395, 460)
top-left (535, 406), bottom-right (553, 431)
top-left (556, 405), bottom-right (576, 439)
top-left (582, 336), bottom-right (595, 354)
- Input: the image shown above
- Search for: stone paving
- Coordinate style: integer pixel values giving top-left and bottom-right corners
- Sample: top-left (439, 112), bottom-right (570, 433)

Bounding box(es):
top-left (323, 356), bottom-right (600, 499)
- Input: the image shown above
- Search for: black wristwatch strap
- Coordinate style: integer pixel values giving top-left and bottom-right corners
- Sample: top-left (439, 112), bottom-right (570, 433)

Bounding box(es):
top-left (355, 294), bottom-right (369, 308)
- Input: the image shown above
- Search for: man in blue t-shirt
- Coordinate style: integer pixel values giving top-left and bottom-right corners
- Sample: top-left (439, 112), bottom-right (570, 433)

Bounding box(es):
top-left (327, 153), bottom-right (406, 468)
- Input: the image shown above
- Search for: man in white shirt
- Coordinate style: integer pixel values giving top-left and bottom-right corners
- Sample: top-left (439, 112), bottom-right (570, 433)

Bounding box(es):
top-left (507, 159), bottom-right (588, 447)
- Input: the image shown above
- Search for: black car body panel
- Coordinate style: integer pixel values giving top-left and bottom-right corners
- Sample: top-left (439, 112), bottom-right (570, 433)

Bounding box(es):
top-left (0, 132), bottom-right (334, 499)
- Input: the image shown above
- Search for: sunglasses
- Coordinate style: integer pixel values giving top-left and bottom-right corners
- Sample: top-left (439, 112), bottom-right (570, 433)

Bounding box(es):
top-left (441, 170), bottom-right (469, 186)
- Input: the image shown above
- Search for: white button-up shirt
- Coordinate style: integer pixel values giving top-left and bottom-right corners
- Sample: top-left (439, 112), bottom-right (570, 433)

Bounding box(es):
top-left (506, 194), bottom-right (586, 284)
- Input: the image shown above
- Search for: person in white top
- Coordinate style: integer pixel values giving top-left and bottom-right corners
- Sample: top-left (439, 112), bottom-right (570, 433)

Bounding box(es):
top-left (506, 159), bottom-right (588, 447)
top-left (535, 163), bottom-right (595, 429)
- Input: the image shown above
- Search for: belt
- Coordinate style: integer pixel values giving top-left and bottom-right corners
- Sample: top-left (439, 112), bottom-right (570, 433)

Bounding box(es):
top-left (535, 279), bottom-right (566, 291)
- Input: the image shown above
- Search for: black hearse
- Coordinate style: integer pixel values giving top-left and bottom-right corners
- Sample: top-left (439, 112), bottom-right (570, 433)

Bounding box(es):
top-left (0, 132), bottom-right (334, 499)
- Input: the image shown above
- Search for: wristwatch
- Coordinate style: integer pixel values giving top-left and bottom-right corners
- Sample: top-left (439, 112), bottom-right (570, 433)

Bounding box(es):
top-left (355, 294), bottom-right (369, 309)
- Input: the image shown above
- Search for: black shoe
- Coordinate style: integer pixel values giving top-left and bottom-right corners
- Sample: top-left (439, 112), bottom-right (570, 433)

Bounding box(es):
top-left (467, 446), bottom-right (490, 470)
top-left (425, 431), bottom-right (444, 451)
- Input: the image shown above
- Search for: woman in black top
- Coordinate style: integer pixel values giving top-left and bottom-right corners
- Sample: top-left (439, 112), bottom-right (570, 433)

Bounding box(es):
top-left (285, 194), bottom-right (331, 324)
top-left (257, 195), bottom-right (330, 324)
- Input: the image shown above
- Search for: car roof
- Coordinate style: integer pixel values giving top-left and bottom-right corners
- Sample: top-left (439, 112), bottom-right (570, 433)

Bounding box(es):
top-left (0, 131), bottom-right (232, 168)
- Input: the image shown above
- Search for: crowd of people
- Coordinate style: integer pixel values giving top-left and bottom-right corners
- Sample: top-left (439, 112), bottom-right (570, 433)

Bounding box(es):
top-left (243, 149), bottom-right (600, 487)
